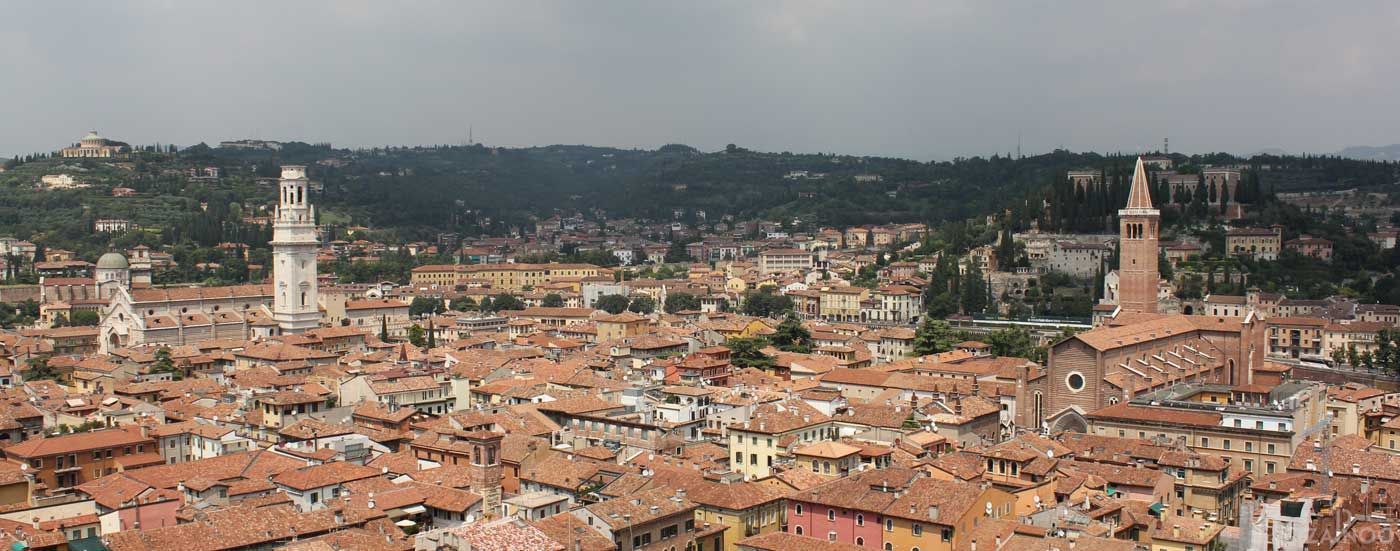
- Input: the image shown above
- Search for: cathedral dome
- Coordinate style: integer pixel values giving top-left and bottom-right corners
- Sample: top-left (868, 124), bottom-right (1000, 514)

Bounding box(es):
top-left (96, 252), bottom-right (129, 270)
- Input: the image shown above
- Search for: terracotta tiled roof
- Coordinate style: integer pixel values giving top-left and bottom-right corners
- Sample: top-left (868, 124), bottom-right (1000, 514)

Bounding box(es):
top-left (3, 425), bottom-right (150, 458)
top-left (530, 514), bottom-right (615, 551)
top-left (737, 532), bottom-right (867, 551)
top-left (130, 284), bottom-right (272, 304)
top-left (273, 461), bottom-right (383, 491)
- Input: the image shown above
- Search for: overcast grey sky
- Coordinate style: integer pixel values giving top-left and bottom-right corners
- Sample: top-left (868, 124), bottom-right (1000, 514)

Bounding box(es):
top-left (3, 1), bottom-right (1397, 159)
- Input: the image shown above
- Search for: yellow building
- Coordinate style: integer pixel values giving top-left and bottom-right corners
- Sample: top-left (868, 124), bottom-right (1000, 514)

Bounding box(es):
top-left (1377, 416), bottom-right (1400, 453)
top-left (882, 478), bottom-right (1016, 551)
top-left (409, 263), bottom-right (603, 292)
top-left (1158, 451), bottom-right (1248, 524)
top-left (596, 311), bottom-right (651, 341)
top-left (1150, 515), bottom-right (1224, 551)
top-left (1086, 383), bottom-right (1327, 479)
top-left (686, 481), bottom-right (788, 551)
top-left (703, 318), bottom-right (774, 341)
top-left (1326, 385), bottom-right (1391, 441)
top-left (728, 401), bottom-right (833, 479)
top-left (0, 462), bottom-right (31, 507)
top-left (792, 441), bottom-right (862, 478)
top-left (818, 286), bottom-right (869, 322)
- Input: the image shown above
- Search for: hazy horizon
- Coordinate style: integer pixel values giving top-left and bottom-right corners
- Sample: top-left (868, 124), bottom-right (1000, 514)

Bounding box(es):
top-left (4, 2), bottom-right (1398, 160)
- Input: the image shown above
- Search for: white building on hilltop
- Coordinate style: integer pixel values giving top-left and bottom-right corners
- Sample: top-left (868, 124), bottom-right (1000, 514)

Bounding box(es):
top-left (61, 131), bottom-right (129, 158)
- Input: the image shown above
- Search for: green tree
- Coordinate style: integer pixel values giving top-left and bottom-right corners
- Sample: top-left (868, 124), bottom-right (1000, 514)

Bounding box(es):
top-left (68, 310), bottom-right (100, 326)
top-left (627, 296), bottom-right (656, 314)
top-left (960, 262), bottom-right (989, 315)
top-left (771, 313), bottom-right (812, 353)
top-left (409, 297), bottom-right (445, 317)
top-left (664, 241), bottom-right (691, 263)
top-left (151, 346), bottom-right (183, 380)
top-left (427, 318), bottom-right (436, 348)
top-left (913, 318), bottom-right (959, 356)
top-left (596, 294), bottom-right (630, 314)
top-left (664, 292), bottom-right (701, 314)
top-left (988, 327), bottom-right (1043, 362)
top-left (21, 357), bottom-right (58, 382)
top-left (541, 294), bottom-right (565, 308)
top-left (407, 324), bottom-right (426, 347)
top-left (725, 337), bottom-right (775, 370)
top-left (380, 315), bottom-right (390, 341)
top-left (741, 286), bottom-right (793, 318)
top-left (489, 294), bottom-right (524, 312)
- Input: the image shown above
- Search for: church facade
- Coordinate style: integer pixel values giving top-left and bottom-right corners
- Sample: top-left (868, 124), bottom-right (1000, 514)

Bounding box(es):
top-left (1016, 158), bottom-right (1266, 434)
top-left (99, 166), bottom-right (320, 352)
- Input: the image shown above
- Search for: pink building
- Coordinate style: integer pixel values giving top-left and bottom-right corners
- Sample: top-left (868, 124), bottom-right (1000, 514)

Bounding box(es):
top-left (784, 470), bottom-right (914, 548)
top-left (113, 495), bottom-right (181, 532)
top-left (1286, 235), bottom-right (1333, 261)
top-left (787, 501), bottom-right (884, 549)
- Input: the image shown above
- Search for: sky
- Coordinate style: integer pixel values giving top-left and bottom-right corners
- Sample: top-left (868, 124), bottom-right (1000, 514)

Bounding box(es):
top-left (2, 1), bottom-right (1397, 160)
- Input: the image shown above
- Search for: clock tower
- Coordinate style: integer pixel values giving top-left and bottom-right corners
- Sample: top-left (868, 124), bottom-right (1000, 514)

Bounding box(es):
top-left (270, 166), bottom-right (320, 333)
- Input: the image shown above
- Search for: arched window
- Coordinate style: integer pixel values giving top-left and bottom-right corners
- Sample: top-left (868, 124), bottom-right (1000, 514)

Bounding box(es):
top-left (827, 510), bottom-right (836, 521)
top-left (795, 504), bottom-right (803, 515)
top-left (856, 514), bottom-right (864, 526)
top-left (795, 526), bottom-right (804, 536)
top-left (884, 544), bottom-right (893, 551)
top-left (856, 537), bottom-right (864, 546)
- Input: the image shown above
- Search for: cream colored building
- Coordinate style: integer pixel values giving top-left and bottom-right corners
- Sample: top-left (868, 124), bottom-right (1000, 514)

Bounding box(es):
top-left (727, 401), bottom-right (834, 480)
top-left (817, 286), bottom-right (868, 322)
top-left (345, 298), bottom-right (412, 338)
top-left (410, 263), bottom-right (602, 292)
top-left (757, 249), bottom-right (815, 275)
top-left (61, 131), bottom-right (129, 158)
top-left (1225, 227), bottom-right (1282, 261)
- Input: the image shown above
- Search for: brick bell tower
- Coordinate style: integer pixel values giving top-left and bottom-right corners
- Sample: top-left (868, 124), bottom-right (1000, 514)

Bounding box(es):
top-left (1118, 157), bottom-right (1160, 314)
top-left (463, 430), bottom-right (503, 517)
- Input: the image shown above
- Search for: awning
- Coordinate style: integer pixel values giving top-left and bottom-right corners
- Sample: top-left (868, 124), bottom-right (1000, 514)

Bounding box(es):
top-left (395, 519), bottom-right (417, 527)
top-left (401, 505), bottom-right (427, 515)
top-left (1148, 502), bottom-right (1165, 516)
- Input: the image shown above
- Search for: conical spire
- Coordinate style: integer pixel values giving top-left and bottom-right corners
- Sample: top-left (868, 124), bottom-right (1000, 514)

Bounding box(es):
top-left (1126, 157), bottom-right (1154, 209)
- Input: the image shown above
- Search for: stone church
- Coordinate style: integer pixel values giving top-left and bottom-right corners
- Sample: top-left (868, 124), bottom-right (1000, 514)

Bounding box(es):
top-left (1016, 158), bottom-right (1267, 434)
top-left (99, 166), bottom-right (321, 352)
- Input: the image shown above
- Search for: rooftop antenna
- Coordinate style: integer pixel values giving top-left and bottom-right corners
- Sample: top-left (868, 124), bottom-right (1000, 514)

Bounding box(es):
top-left (1163, 137), bottom-right (1169, 155)
top-left (1017, 133), bottom-right (1022, 159)
top-left (469, 124), bottom-right (474, 146)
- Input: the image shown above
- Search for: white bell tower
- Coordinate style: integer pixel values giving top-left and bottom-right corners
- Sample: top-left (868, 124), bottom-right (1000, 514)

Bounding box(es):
top-left (270, 165), bottom-right (320, 333)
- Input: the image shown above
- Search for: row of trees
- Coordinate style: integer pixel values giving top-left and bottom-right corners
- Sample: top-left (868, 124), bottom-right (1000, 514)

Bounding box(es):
top-left (913, 317), bottom-right (1049, 362)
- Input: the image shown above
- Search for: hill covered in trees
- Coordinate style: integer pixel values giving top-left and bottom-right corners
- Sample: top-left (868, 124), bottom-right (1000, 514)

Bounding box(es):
top-left (0, 142), bottom-right (1395, 263)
